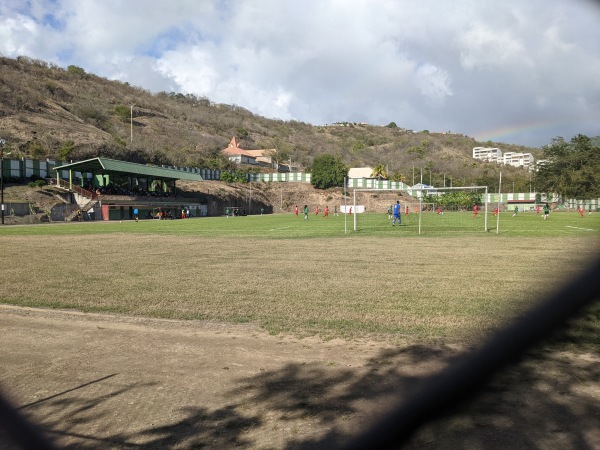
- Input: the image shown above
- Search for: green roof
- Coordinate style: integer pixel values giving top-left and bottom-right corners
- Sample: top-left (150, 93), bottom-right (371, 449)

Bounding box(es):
top-left (54, 157), bottom-right (203, 181)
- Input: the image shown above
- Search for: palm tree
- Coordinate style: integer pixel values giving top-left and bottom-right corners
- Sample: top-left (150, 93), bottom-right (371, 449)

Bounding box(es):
top-left (371, 163), bottom-right (388, 180)
top-left (391, 171), bottom-right (407, 183)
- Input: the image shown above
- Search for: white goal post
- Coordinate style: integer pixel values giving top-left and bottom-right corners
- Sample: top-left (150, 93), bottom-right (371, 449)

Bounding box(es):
top-left (351, 186), bottom-right (489, 234)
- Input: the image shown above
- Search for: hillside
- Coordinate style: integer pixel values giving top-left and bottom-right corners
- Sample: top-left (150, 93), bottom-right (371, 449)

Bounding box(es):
top-left (0, 56), bottom-right (540, 190)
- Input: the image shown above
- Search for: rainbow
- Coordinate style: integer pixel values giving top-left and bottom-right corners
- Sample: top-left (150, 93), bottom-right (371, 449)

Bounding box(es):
top-left (473, 119), bottom-right (564, 144)
top-left (472, 113), bottom-right (600, 146)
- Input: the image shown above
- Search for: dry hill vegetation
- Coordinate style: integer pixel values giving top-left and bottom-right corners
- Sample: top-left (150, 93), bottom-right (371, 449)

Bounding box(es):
top-left (0, 56), bottom-right (538, 191)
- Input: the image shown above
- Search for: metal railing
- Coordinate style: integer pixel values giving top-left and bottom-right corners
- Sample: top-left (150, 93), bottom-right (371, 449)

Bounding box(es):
top-left (55, 179), bottom-right (97, 199)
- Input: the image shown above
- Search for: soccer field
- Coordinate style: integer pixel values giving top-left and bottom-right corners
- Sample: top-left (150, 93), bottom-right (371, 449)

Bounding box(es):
top-left (1, 211), bottom-right (598, 344)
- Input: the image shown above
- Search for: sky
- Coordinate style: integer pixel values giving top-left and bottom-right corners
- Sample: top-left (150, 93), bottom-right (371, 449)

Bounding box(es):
top-left (1, 0), bottom-right (599, 148)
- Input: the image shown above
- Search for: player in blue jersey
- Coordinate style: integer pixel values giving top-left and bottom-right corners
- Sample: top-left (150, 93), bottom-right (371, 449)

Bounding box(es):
top-left (392, 200), bottom-right (401, 226)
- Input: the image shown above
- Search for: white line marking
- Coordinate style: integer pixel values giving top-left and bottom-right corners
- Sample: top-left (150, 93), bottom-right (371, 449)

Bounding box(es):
top-left (565, 226), bottom-right (596, 232)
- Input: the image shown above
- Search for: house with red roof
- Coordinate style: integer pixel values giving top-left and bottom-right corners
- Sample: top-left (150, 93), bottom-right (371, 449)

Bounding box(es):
top-left (222, 137), bottom-right (280, 169)
top-left (222, 137), bottom-right (257, 165)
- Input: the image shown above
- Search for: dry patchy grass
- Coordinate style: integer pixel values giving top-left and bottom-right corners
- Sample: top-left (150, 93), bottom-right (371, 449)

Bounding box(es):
top-left (1, 233), bottom-right (596, 344)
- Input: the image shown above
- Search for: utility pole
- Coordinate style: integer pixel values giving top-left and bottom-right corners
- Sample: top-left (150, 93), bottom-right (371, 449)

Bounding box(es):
top-left (1, 139), bottom-right (11, 225)
top-left (130, 104), bottom-right (135, 143)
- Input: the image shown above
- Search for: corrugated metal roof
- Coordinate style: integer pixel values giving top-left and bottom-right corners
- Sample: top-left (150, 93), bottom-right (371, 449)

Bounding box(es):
top-left (54, 157), bottom-right (203, 181)
top-left (348, 167), bottom-right (374, 178)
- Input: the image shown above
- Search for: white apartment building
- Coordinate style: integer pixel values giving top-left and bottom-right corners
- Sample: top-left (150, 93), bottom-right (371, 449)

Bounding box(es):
top-left (472, 147), bottom-right (503, 163)
top-left (503, 152), bottom-right (535, 169)
top-left (472, 147), bottom-right (535, 170)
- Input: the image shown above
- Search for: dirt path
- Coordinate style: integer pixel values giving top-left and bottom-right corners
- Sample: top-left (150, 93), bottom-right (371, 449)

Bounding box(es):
top-left (1, 306), bottom-right (599, 449)
top-left (0, 306), bottom-right (452, 449)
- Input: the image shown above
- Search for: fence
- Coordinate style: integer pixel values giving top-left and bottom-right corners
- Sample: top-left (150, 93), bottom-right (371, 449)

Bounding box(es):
top-left (3, 158), bottom-right (599, 211)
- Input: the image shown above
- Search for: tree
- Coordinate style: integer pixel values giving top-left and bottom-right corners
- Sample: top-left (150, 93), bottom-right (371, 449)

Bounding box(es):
top-left (58, 140), bottom-right (75, 160)
top-left (391, 171), bottom-right (406, 183)
top-left (221, 170), bottom-right (248, 183)
top-left (371, 163), bottom-right (388, 180)
top-left (311, 154), bottom-right (348, 189)
top-left (535, 134), bottom-right (600, 201)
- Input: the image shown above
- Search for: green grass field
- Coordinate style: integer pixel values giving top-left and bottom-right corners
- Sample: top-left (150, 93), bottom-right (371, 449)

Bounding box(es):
top-left (0, 209), bottom-right (598, 238)
top-left (1, 211), bottom-right (598, 346)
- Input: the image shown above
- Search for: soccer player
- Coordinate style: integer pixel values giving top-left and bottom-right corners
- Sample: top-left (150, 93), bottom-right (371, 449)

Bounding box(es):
top-left (543, 203), bottom-right (550, 220)
top-left (436, 205), bottom-right (442, 215)
top-left (392, 200), bottom-right (401, 226)
top-left (512, 206), bottom-right (518, 217)
top-left (315, 206), bottom-right (319, 215)
top-left (493, 207), bottom-right (498, 216)
top-left (295, 205), bottom-right (299, 218)
top-left (405, 205), bottom-right (409, 216)
top-left (303, 205), bottom-right (309, 220)
top-left (324, 206), bottom-right (329, 218)
top-left (473, 204), bottom-right (479, 218)
top-left (387, 205), bottom-right (392, 219)
top-left (536, 205), bottom-right (540, 214)
top-left (578, 206), bottom-right (584, 217)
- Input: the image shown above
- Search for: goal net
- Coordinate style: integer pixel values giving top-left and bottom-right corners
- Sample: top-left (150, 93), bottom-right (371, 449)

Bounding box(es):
top-left (415, 186), bottom-right (489, 233)
top-left (350, 186), bottom-right (489, 234)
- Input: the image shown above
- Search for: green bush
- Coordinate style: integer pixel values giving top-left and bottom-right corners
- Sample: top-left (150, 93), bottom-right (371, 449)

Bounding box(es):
top-left (58, 141), bottom-right (75, 160)
top-left (67, 65), bottom-right (86, 76)
top-left (221, 170), bottom-right (248, 183)
top-left (114, 105), bottom-right (130, 123)
top-left (311, 154), bottom-right (348, 189)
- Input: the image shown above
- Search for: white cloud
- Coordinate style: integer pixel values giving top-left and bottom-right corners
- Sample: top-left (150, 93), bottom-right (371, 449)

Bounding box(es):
top-left (459, 26), bottom-right (530, 70)
top-left (415, 64), bottom-right (453, 102)
top-left (0, 0), bottom-right (599, 146)
top-left (0, 14), bottom-right (39, 55)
